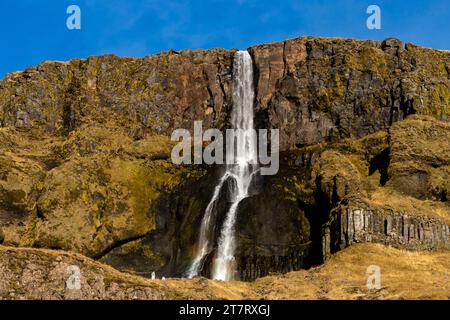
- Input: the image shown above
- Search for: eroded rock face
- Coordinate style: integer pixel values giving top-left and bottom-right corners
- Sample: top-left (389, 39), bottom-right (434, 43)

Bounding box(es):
top-left (250, 37), bottom-right (450, 150)
top-left (323, 204), bottom-right (450, 259)
top-left (0, 37), bottom-right (449, 281)
top-left (312, 116), bottom-right (450, 262)
top-left (1, 37), bottom-right (449, 149)
top-left (0, 50), bottom-right (235, 137)
top-left (388, 116), bottom-right (450, 201)
top-left (234, 189), bottom-right (310, 281)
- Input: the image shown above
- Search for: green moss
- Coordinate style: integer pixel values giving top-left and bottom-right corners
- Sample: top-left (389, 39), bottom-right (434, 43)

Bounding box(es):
top-left (427, 83), bottom-right (450, 118)
top-left (108, 158), bottom-right (206, 234)
top-left (109, 160), bottom-right (160, 231)
top-left (270, 168), bottom-right (315, 207)
top-left (346, 154), bottom-right (369, 177)
top-left (19, 217), bottom-right (41, 247)
top-left (332, 72), bottom-right (346, 100)
top-left (313, 150), bottom-right (362, 201)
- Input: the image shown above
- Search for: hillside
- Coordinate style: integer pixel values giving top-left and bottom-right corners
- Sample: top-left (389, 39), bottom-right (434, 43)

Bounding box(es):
top-left (0, 36), bottom-right (449, 287)
top-left (1, 244), bottom-right (448, 299)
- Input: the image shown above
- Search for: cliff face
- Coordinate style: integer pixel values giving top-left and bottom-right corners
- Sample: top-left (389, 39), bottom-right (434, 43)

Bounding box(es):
top-left (250, 37), bottom-right (450, 150)
top-left (2, 37), bottom-right (448, 145)
top-left (323, 203), bottom-right (450, 260)
top-left (0, 36), bottom-right (449, 281)
top-left (315, 116), bottom-right (450, 259)
top-left (0, 49), bottom-right (235, 136)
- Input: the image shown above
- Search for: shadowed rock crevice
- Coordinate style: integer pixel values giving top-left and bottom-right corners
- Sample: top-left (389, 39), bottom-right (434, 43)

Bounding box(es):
top-left (369, 148), bottom-right (390, 186)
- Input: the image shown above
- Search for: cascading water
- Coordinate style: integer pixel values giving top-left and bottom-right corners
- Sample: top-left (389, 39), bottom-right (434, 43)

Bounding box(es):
top-left (187, 50), bottom-right (258, 281)
top-left (212, 50), bottom-right (257, 281)
top-left (186, 172), bottom-right (230, 278)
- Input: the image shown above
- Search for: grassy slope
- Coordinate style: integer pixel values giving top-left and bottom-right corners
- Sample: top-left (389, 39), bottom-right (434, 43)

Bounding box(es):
top-left (1, 243), bottom-right (448, 300)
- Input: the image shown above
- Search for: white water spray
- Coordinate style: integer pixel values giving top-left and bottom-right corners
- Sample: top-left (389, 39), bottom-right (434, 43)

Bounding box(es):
top-left (187, 50), bottom-right (257, 281)
top-left (186, 172), bottom-right (230, 278)
top-left (212, 51), bottom-right (257, 281)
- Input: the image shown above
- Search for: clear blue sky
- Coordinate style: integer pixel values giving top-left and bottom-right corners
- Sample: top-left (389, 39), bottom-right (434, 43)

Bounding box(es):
top-left (1, 0), bottom-right (449, 78)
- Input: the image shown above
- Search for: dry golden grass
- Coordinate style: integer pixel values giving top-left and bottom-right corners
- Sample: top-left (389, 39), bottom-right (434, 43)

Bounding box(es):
top-left (365, 187), bottom-right (450, 224)
top-left (2, 243), bottom-right (449, 300)
top-left (148, 244), bottom-right (450, 300)
top-left (247, 244), bottom-right (450, 300)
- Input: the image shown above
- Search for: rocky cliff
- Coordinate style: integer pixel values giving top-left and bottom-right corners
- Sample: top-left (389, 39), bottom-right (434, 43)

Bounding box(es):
top-left (0, 36), bottom-right (449, 282)
top-left (250, 37), bottom-right (449, 149)
top-left (323, 203), bottom-right (449, 259)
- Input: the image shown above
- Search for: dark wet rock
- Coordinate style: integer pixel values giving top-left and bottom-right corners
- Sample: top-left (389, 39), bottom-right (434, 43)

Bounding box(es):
top-left (235, 193), bottom-right (310, 281)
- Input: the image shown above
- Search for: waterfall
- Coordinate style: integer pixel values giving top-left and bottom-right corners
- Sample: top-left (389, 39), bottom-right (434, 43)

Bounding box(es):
top-left (186, 172), bottom-right (230, 278)
top-left (187, 50), bottom-right (257, 281)
top-left (212, 51), bottom-right (257, 281)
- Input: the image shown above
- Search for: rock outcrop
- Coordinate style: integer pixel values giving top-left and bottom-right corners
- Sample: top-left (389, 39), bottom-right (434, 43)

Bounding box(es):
top-left (0, 50), bottom-right (235, 137)
top-left (323, 202), bottom-right (450, 259)
top-left (314, 116), bottom-right (450, 260)
top-left (250, 37), bottom-right (449, 150)
top-left (235, 193), bottom-right (310, 281)
top-left (0, 246), bottom-right (171, 300)
top-left (389, 117), bottom-right (450, 201)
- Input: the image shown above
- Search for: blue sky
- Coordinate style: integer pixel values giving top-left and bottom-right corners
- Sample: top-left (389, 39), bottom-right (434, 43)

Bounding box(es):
top-left (0, 0), bottom-right (449, 78)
